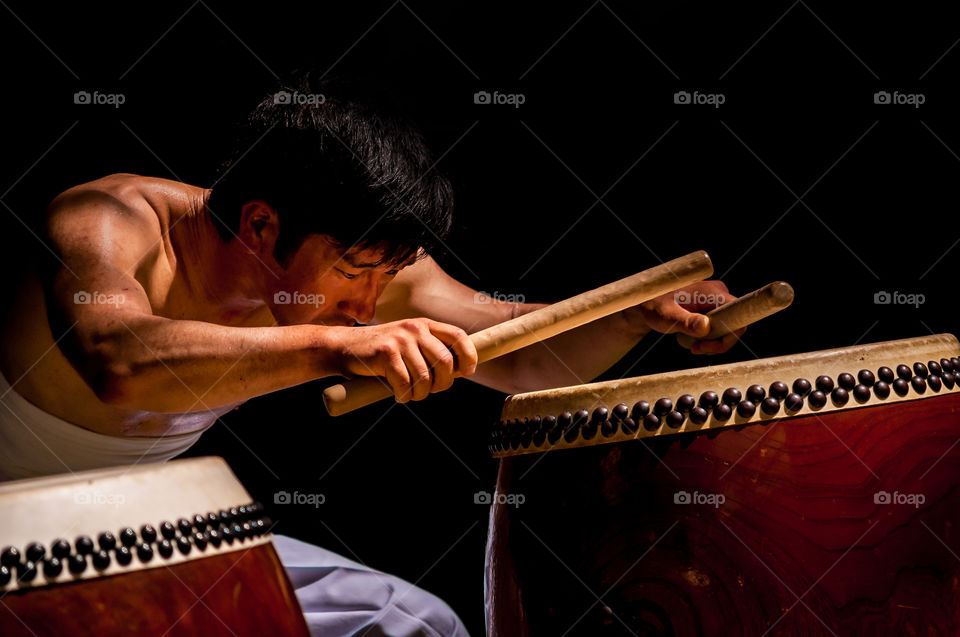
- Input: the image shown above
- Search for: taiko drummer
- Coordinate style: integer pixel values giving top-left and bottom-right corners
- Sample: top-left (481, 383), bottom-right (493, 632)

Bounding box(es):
top-left (0, 73), bottom-right (741, 636)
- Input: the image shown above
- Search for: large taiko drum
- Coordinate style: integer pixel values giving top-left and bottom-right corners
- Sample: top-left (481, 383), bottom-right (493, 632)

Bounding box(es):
top-left (0, 457), bottom-right (309, 636)
top-left (485, 334), bottom-right (960, 636)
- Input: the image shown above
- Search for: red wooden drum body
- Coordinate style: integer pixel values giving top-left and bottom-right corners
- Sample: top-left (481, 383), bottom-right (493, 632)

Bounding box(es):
top-left (0, 457), bottom-right (309, 636)
top-left (485, 334), bottom-right (960, 636)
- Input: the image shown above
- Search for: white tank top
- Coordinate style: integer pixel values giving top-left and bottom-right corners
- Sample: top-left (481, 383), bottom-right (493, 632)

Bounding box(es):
top-left (0, 370), bottom-right (209, 481)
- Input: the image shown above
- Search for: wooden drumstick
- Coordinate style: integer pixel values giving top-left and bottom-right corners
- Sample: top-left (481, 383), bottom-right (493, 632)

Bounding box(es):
top-left (675, 281), bottom-right (794, 349)
top-left (322, 250), bottom-right (714, 416)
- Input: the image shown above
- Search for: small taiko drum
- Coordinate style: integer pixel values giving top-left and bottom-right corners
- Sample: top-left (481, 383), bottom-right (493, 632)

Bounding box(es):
top-left (485, 334), bottom-right (960, 636)
top-left (0, 457), bottom-right (308, 636)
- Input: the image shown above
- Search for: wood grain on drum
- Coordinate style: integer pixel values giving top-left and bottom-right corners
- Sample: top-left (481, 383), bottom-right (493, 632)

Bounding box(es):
top-left (0, 543), bottom-right (309, 636)
top-left (488, 390), bottom-right (960, 636)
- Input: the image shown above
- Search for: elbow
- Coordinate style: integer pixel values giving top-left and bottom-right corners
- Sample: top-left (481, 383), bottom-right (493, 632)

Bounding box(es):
top-left (88, 361), bottom-right (142, 408)
top-left (74, 328), bottom-right (152, 409)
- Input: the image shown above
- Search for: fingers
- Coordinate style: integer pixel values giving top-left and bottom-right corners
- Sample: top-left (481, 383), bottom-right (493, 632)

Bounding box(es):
top-left (386, 319), bottom-right (478, 402)
top-left (400, 341), bottom-right (434, 402)
top-left (689, 328), bottom-right (746, 355)
top-left (427, 320), bottom-right (478, 377)
top-left (644, 300), bottom-right (710, 338)
top-left (383, 350), bottom-right (414, 403)
top-left (419, 336), bottom-right (456, 394)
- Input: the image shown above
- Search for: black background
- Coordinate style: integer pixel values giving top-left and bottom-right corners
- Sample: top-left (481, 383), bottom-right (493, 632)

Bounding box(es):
top-left (2, 2), bottom-right (960, 634)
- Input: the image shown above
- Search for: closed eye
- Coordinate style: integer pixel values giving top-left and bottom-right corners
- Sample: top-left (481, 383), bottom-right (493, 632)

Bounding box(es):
top-left (335, 268), bottom-right (359, 280)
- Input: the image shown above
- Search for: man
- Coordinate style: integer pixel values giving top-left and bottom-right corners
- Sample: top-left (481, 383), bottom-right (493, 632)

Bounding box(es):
top-left (0, 74), bottom-right (740, 636)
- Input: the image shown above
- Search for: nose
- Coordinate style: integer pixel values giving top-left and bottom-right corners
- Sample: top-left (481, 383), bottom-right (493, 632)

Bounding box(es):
top-left (338, 280), bottom-right (378, 325)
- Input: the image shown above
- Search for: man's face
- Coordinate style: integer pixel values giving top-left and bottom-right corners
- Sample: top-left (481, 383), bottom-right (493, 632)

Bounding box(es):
top-left (267, 234), bottom-right (411, 327)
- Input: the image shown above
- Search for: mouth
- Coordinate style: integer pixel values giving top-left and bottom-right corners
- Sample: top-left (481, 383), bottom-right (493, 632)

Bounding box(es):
top-left (316, 317), bottom-right (358, 327)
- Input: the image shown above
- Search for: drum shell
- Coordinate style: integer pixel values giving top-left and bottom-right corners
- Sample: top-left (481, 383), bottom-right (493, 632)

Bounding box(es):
top-left (487, 392), bottom-right (960, 636)
top-left (0, 542), bottom-right (308, 637)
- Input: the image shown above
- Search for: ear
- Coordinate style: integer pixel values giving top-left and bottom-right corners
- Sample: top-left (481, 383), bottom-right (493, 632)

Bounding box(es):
top-left (237, 200), bottom-right (281, 260)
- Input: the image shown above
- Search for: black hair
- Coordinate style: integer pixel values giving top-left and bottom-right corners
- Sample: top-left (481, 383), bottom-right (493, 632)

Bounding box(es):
top-left (208, 71), bottom-right (454, 267)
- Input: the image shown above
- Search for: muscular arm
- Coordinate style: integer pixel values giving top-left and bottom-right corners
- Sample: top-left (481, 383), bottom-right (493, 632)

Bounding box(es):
top-left (43, 190), bottom-right (345, 412)
top-left (375, 257), bottom-right (653, 394)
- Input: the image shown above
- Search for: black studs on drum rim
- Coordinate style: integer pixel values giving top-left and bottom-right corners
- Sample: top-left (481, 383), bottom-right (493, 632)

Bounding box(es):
top-left (713, 403), bottom-right (733, 421)
top-left (0, 501), bottom-right (270, 588)
top-left (676, 394), bottom-right (696, 413)
top-left (893, 378), bottom-right (909, 396)
top-left (722, 388), bottom-right (742, 406)
top-left (665, 410), bottom-right (685, 428)
top-left (815, 375), bottom-right (835, 393)
top-left (698, 391), bottom-right (719, 409)
top-left (808, 390), bottom-right (827, 409)
top-left (761, 397), bottom-right (781, 415)
top-left (746, 385), bottom-right (766, 403)
top-left (784, 393), bottom-right (804, 412)
top-left (837, 373), bottom-right (856, 390)
top-left (487, 351), bottom-right (960, 455)
top-left (877, 366), bottom-right (894, 383)
top-left (43, 556), bottom-right (63, 578)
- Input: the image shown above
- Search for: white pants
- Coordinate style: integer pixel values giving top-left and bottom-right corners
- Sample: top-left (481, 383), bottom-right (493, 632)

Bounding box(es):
top-left (0, 370), bottom-right (468, 635)
top-left (274, 534), bottom-right (470, 637)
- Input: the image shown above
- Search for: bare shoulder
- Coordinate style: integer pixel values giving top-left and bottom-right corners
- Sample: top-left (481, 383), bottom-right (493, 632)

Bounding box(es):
top-left (378, 254), bottom-right (448, 306)
top-left (50, 173), bottom-right (196, 224)
top-left (42, 174), bottom-right (202, 282)
top-left (376, 254), bottom-right (514, 329)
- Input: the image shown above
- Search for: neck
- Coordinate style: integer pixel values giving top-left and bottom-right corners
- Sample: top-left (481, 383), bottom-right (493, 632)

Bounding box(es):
top-left (170, 191), bottom-right (267, 323)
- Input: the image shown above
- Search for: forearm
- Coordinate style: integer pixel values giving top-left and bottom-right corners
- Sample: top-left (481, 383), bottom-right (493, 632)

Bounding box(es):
top-left (77, 316), bottom-right (341, 412)
top-left (471, 303), bottom-right (650, 394)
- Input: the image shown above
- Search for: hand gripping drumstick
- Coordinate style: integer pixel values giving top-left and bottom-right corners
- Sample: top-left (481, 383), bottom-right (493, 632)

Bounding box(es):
top-left (322, 250), bottom-right (714, 416)
top-left (674, 281), bottom-right (794, 350)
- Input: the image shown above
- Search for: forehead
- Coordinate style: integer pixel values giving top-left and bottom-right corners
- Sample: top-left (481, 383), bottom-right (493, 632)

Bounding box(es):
top-left (323, 238), bottom-right (417, 270)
